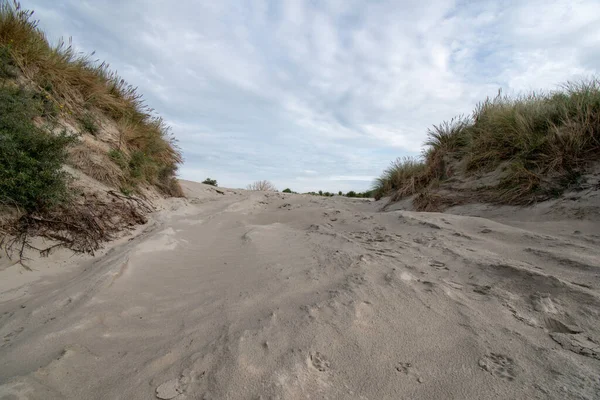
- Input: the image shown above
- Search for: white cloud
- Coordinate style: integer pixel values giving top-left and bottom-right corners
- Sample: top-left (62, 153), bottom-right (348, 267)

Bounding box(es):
top-left (24, 0), bottom-right (600, 192)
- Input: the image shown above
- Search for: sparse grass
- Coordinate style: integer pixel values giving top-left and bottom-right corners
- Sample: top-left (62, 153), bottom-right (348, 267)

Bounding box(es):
top-left (0, 1), bottom-right (182, 196)
top-left (78, 112), bottom-right (98, 135)
top-left (69, 143), bottom-right (125, 188)
top-left (374, 78), bottom-right (600, 205)
top-left (108, 148), bottom-right (128, 170)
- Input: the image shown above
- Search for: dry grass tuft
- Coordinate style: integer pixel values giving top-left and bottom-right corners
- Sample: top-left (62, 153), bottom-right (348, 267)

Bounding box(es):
top-left (373, 157), bottom-right (427, 200)
top-left (68, 142), bottom-right (126, 188)
top-left (247, 180), bottom-right (277, 191)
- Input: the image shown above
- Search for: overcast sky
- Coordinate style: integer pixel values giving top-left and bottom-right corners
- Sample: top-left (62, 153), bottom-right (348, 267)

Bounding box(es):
top-left (24, 0), bottom-right (600, 192)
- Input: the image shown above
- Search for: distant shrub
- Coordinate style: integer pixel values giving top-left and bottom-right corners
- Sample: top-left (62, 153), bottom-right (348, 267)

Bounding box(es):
top-left (247, 180), bottom-right (276, 191)
top-left (338, 191), bottom-right (343, 196)
top-left (282, 188), bottom-right (292, 193)
top-left (346, 191), bottom-right (356, 198)
top-left (202, 178), bottom-right (217, 186)
top-left (0, 86), bottom-right (75, 211)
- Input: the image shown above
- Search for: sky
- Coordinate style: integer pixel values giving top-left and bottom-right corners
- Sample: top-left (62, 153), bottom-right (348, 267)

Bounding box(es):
top-left (23, 0), bottom-right (600, 192)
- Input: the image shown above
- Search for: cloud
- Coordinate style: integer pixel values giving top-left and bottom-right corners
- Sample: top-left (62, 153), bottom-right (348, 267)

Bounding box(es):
top-left (23, 0), bottom-right (600, 192)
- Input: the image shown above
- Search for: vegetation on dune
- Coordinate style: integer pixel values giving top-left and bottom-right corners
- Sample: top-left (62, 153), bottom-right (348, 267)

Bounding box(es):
top-left (0, 1), bottom-right (183, 199)
top-left (302, 190), bottom-right (373, 198)
top-left (0, 1), bottom-right (183, 259)
top-left (202, 178), bottom-right (218, 187)
top-left (247, 180), bottom-right (277, 191)
top-left (373, 78), bottom-right (600, 206)
top-left (0, 86), bottom-right (75, 211)
top-left (345, 190), bottom-right (373, 198)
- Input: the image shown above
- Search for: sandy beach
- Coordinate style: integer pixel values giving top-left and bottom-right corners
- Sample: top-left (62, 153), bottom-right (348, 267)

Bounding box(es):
top-left (1, 180), bottom-right (599, 399)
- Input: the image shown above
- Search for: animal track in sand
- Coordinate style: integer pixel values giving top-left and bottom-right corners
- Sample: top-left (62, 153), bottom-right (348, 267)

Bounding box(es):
top-left (429, 260), bottom-right (449, 271)
top-left (2, 326), bottom-right (24, 346)
top-left (419, 221), bottom-right (441, 229)
top-left (395, 362), bottom-right (424, 383)
top-left (395, 362), bottom-right (412, 374)
top-left (478, 353), bottom-right (516, 381)
top-left (309, 352), bottom-right (330, 372)
top-left (419, 281), bottom-right (435, 292)
top-left (471, 284), bottom-right (492, 296)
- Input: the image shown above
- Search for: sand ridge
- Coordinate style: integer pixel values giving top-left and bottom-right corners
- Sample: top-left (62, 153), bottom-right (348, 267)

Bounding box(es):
top-left (1, 180), bottom-right (599, 399)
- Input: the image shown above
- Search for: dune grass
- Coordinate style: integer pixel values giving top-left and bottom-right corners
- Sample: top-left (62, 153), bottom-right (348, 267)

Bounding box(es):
top-left (0, 1), bottom-right (182, 198)
top-left (374, 78), bottom-right (600, 205)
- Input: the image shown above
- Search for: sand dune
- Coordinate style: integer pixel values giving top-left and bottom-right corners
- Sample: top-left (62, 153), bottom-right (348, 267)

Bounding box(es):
top-left (1, 180), bottom-right (599, 399)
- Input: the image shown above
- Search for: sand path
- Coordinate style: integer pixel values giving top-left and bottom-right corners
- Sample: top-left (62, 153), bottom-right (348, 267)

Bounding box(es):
top-left (1, 181), bottom-right (599, 399)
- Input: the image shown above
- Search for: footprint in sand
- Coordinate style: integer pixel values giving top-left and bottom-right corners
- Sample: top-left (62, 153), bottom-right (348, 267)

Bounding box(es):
top-left (309, 352), bottom-right (330, 372)
top-left (156, 375), bottom-right (189, 399)
top-left (395, 362), bottom-right (412, 374)
top-left (395, 362), bottom-right (424, 383)
top-left (478, 353), bottom-right (517, 381)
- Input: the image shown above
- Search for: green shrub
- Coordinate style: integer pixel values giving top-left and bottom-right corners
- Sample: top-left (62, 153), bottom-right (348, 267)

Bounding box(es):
top-left (78, 112), bottom-right (99, 135)
top-left (0, 86), bottom-right (75, 211)
top-left (202, 178), bottom-right (217, 186)
top-left (282, 188), bottom-right (292, 193)
top-left (346, 191), bottom-right (356, 198)
top-left (108, 148), bottom-right (128, 169)
top-left (128, 150), bottom-right (157, 181)
top-left (119, 186), bottom-right (133, 196)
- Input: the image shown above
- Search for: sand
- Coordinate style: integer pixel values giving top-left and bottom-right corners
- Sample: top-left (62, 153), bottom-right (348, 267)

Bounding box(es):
top-left (1, 180), bottom-right (599, 399)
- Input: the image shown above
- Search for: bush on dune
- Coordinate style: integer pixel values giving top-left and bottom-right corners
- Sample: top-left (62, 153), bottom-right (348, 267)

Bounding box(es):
top-left (0, 86), bottom-right (75, 211)
top-left (374, 78), bottom-right (600, 205)
top-left (247, 180), bottom-right (277, 191)
top-left (202, 178), bottom-right (218, 186)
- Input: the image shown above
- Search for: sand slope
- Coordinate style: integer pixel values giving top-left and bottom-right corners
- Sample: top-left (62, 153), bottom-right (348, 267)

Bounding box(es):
top-left (1, 180), bottom-right (599, 399)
